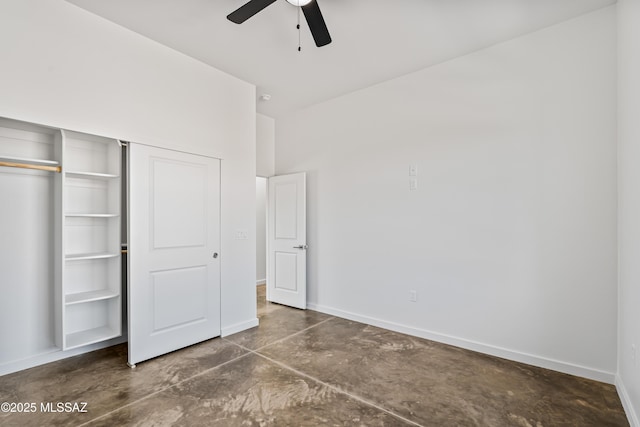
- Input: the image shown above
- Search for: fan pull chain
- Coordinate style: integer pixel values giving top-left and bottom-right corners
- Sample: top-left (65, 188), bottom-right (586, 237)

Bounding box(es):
top-left (297, 6), bottom-right (302, 52)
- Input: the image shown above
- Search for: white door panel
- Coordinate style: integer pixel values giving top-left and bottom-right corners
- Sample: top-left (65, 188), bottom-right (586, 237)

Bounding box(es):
top-left (128, 144), bottom-right (220, 366)
top-left (150, 267), bottom-right (207, 331)
top-left (268, 173), bottom-right (306, 309)
top-left (275, 252), bottom-right (298, 291)
top-left (274, 182), bottom-right (298, 239)
top-left (152, 159), bottom-right (207, 248)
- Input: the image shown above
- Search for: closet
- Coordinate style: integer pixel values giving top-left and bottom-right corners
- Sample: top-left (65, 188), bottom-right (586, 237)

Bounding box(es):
top-left (0, 117), bottom-right (122, 368)
top-left (1, 116), bottom-right (222, 375)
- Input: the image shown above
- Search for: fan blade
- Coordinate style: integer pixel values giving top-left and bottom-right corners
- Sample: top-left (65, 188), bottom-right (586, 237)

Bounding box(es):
top-left (301, 0), bottom-right (332, 47)
top-left (227, 0), bottom-right (277, 24)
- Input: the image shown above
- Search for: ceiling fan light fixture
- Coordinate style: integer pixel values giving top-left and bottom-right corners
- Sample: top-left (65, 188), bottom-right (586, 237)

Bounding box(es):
top-left (286, 0), bottom-right (313, 6)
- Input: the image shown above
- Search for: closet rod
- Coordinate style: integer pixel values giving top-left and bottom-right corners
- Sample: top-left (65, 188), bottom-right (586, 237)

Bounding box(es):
top-left (0, 161), bottom-right (61, 173)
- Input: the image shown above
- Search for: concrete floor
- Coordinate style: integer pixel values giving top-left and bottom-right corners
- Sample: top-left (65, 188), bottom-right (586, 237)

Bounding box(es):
top-left (0, 285), bottom-right (629, 426)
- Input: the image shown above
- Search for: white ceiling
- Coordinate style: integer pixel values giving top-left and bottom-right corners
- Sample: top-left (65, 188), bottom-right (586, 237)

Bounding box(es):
top-left (65, 0), bottom-right (615, 118)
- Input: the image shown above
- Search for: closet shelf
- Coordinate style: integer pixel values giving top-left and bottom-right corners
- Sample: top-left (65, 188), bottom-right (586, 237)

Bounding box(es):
top-left (65, 289), bottom-right (119, 305)
top-left (0, 155), bottom-right (61, 173)
top-left (65, 213), bottom-right (119, 218)
top-left (65, 326), bottom-right (120, 350)
top-left (65, 171), bottom-right (119, 180)
top-left (65, 252), bottom-right (120, 261)
top-left (0, 154), bottom-right (59, 166)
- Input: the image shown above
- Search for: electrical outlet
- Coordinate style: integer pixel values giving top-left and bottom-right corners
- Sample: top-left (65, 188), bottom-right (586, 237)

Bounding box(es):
top-left (409, 178), bottom-right (418, 191)
top-left (235, 229), bottom-right (248, 240)
top-left (409, 290), bottom-right (418, 302)
top-left (409, 165), bottom-right (418, 177)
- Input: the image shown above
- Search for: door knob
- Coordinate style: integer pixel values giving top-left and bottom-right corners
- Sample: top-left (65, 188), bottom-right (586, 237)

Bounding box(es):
top-left (213, 252), bottom-right (219, 258)
top-left (293, 245), bottom-right (308, 250)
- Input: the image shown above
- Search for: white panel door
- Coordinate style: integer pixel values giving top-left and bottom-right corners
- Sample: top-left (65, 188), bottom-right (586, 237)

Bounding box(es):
top-left (268, 173), bottom-right (306, 309)
top-left (128, 143), bottom-right (220, 366)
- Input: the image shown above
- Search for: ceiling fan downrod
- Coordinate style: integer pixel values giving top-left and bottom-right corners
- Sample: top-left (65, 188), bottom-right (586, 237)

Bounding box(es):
top-left (297, 6), bottom-right (302, 52)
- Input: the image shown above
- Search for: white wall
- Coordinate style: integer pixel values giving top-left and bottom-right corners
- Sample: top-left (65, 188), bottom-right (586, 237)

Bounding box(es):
top-left (256, 113), bottom-right (274, 286)
top-left (256, 177), bottom-right (267, 284)
top-left (0, 0), bottom-right (257, 370)
top-left (257, 113), bottom-right (275, 177)
top-left (617, 0), bottom-right (640, 424)
top-left (276, 7), bottom-right (618, 382)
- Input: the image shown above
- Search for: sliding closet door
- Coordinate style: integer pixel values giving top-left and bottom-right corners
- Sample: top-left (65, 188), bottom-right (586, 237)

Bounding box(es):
top-left (128, 143), bottom-right (220, 366)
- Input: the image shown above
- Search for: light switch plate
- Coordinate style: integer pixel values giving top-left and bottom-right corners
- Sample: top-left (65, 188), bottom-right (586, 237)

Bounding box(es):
top-left (409, 290), bottom-right (418, 302)
top-left (409, 165), bottom-right (418, 176)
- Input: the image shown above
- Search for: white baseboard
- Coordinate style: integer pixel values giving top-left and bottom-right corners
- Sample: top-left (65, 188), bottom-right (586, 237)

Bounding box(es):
top-left (222, 318), bottom-right (259, 337)
top-left (2, 316), bottom-right (261, 375)
top-left (616, 375), bottom-right (640, 427)
top-left (0, 335), bottom-right (127, 377)
top-left (308, 303), bottom-right (616, 384)
top-left (256, 279), bottom-right (266, 286)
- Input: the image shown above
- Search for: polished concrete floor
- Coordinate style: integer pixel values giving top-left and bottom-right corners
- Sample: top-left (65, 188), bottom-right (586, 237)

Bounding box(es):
top-left (0, 285), bottom-right (629, 426)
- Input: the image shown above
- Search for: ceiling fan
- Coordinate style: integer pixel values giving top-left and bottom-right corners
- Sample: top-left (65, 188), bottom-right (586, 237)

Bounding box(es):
top-left (227, 0), bottom-right (332, 47)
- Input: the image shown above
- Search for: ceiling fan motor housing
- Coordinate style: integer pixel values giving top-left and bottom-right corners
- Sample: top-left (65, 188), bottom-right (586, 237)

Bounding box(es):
top-left (286, 0), bottom-right (313, 6)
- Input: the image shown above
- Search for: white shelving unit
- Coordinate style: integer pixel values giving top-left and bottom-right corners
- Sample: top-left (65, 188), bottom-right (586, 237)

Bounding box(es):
top-left (60, 130), bottom-right (122, 350)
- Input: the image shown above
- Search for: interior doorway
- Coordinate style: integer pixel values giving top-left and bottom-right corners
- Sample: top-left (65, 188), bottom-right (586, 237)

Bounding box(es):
top-left (256, 177), bottom-right (268, 308)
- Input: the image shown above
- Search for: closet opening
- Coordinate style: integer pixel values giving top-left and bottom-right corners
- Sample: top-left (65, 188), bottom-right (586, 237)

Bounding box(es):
top-left (256, 176), bottom-right (267, 310)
